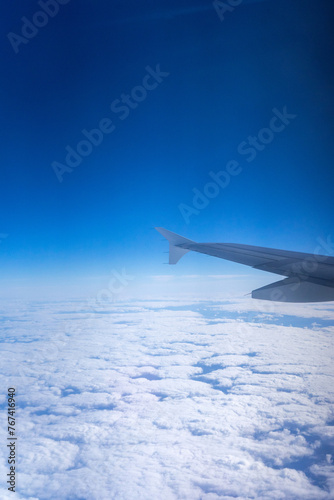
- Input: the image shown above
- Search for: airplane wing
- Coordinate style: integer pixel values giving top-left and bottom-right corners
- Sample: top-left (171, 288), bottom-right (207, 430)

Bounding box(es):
top-left (155, 227), bottom-right (334, 303)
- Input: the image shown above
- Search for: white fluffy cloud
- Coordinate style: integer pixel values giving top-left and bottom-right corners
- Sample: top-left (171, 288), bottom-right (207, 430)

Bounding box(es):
top-left (0, 298), bottom-right (334, 499)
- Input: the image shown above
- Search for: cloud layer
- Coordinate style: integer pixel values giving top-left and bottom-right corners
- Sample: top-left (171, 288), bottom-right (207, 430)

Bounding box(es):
top-left (0, 298), bottom-right (334, 499)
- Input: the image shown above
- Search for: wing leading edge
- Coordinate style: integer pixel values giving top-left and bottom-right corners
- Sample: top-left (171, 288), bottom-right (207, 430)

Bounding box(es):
top-left (155, 227), bottom-right (334, 303)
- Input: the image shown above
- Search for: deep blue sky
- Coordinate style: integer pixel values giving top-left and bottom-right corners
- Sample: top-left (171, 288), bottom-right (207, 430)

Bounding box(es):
top-left (1, 0), bottom-right (334, 297)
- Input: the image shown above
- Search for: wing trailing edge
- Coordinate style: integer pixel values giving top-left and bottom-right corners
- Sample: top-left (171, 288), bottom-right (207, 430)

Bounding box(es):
top-left (252, 277), bottom-right (334, 303)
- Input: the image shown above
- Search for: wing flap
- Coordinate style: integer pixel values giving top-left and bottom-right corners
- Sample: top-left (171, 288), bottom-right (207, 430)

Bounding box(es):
top-left (252, 277), bottom-right (334, 303)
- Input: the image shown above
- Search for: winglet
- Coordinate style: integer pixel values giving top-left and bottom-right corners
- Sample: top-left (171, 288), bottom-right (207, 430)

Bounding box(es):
top-left (155, 227), bottom-right (194, 264)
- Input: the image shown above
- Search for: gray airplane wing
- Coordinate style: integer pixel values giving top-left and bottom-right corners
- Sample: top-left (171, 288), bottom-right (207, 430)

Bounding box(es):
top-left (155, 227), bottom-right (334, 303)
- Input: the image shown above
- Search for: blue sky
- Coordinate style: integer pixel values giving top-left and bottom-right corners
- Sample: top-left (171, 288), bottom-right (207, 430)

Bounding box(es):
top-left (1, 0), bottom-right (334, 297)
